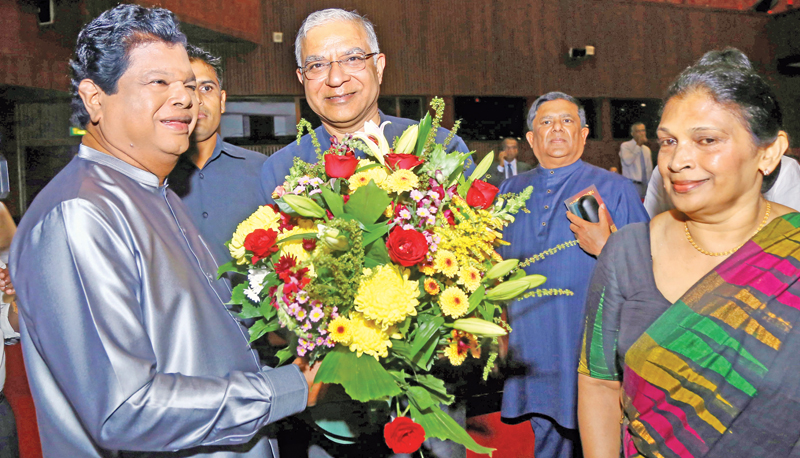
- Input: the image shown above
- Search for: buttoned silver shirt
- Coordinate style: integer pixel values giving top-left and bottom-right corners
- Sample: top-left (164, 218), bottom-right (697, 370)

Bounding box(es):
top-left (10, 146), bottom-right (307, 457)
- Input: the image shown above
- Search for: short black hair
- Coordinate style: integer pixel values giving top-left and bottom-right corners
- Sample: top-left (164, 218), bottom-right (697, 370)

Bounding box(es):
top-left (664, 48), bottom-right (783, 192)
top-left (186, 44), bottom-right (224, 88)
top-left (70, 4), bottom-right (187, 127)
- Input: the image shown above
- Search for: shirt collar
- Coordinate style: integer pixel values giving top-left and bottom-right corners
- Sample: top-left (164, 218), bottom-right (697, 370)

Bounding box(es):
top-left (78, 144), bottom-right (161, 188)
top-left (536, 159), bottom-right (584, 180)
top-left (210, 134), bottom-right (246, 162)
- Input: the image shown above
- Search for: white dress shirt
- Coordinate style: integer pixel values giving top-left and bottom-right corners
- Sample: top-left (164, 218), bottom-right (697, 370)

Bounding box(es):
top-left (619, 139), bottom-right (653, 183)
top-left (498, 159), bottom-right (518, 179)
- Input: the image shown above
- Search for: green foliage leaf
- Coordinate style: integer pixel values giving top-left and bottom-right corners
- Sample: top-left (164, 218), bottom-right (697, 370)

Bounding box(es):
top-left (468, 151), bottom-right (494, 184)
top-left (422, 144), bottom-right (469, 182)
top-left (466, 286), bottom-right (485, 315)
top-left (414, 335), bottom-right (439, 371)
top-left (479, 301), bottom-right (494, 322)
top-left (416, 113), bottom-right (432, 156)
top-left (275, 347), bottom-right (295, 366)
top-left (258, 300), bottom-right (278, 321)
top-left (364, 240), bottom-right (391, 268)
top-left (397, 316), bottom-right (413, 336)
top-left (451, 164), bottom-right (468, 192)
top-left (388, 369), bottom-right (409, 386)
top-left (410, 404), bottom-right (494, 455)
top-left (248, 319), bottom-right (271, 343)
top-left (238, 302), bottom-right (262, 320)
top-left (355, 163), bottom-right (383, 173)
top-left (407, 386), bottom-right (437, 411)
top-left (320, 187), bottom-right (344, 217)
top-left (229, 283), bottom-right (248, 306)
top-left (344, 180), bottom-right (392, 225)
top-left (411, 316), bottom-right (445, 356)
top-left (413, 373), bottom-right (454, 406)
top-left (361, 222), bottom-right (390, 247)
top-left (277, 232), bottom-right (316, 244)
top-left (390, 339), bottom-right (413, 361)
top-left (415, 374), bottom-right (450, 398)
top-left (315, 346), bottom-right (402, 402)
top-left (216, 260), bottom-right (240, 278)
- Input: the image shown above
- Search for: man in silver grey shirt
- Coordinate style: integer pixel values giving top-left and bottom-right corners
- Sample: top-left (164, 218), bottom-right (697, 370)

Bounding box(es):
top-left (9, 5), bottom-right (318, 457)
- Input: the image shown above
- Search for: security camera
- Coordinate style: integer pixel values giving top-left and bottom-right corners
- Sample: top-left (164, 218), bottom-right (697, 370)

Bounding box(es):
top-left (568, 46), bottom-right (595, 59)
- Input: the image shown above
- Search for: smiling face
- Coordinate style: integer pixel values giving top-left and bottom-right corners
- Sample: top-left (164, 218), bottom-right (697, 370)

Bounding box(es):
top-left (296, 20), bottom-right (385, 133)
top-left (656, 90), bottom-right (765, 218)
top-left (88, 41), bottom-right (198, 175)
top-left (191, 59), bottom-right (226, 143)
top-left (525, 99), bottom-right (589, 169)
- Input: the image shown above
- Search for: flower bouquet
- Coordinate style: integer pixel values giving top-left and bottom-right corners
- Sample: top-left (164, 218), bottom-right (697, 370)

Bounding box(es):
top-left (220, 99), bottom-right (540, 455)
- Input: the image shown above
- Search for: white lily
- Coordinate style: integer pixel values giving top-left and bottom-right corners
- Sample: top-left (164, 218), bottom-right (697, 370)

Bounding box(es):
top-left (352, 120), bottom-right (391, 166)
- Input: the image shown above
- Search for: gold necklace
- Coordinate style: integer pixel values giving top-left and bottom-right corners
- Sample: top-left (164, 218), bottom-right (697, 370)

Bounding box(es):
top-left (684, 201), bottom-right (770, 257)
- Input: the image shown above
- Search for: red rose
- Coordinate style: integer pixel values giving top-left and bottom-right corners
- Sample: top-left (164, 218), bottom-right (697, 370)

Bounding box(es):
top-left (325, 152), bottom-right (359, 178)
top-left (384, 417), bottom-right (425, 454)
top-left (442, 208), bottom-right (456, 226)
top-left (385, 153), bottom-right (424, 170)
top-left (244, 228), bottom-right (279, 264)
top-left (466, 179), bottom-right (499, 209)
top-left (386, 227), bottom-right (429, 267)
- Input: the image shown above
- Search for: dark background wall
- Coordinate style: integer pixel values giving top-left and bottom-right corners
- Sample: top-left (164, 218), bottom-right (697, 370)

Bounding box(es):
top-left (1, 0), bottom-right (798, 220)
top-left (212, 0), bottom-right (775, 169)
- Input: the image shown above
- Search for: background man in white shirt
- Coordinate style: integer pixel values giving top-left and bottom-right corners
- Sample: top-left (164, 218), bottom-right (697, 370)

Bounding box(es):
top-left (619, 122), bottom-right (653, 199)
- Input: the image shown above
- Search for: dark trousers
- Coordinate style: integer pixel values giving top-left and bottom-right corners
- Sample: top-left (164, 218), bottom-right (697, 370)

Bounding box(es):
top-left (0, 393), bottom-right (19, 458)
top-left (530, 415), bottom-right (582, 458)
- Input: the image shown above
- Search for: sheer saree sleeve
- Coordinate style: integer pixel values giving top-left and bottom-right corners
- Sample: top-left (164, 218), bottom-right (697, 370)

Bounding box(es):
top-left (579, 228), bottom-right (629, 381)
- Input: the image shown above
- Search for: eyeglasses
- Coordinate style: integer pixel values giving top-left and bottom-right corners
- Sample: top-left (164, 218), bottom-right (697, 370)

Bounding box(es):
top-left (300, 53), bottom-right (378, 80)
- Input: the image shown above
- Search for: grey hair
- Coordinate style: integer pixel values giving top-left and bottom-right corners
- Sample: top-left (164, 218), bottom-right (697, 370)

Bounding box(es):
top-left (630, 121), bottom-right (645, 134)
top-left (527, 92), bottom-right (586, 130)
top-left (294, 8), bottom-right (380, 68)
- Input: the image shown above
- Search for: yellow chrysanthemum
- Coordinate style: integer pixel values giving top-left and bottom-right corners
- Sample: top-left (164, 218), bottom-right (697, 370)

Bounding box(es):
top-left (458, 266), bottom-right (482, 292)
top-left (229, 206), bottom-right (281, 264)
top-left (424, 278), bottom-right (440, 295)
top-left (384, 169), bottom-right (419, 194)
top-left (348, 312), bottom-right (393, 360)
top-left (439, 286), bottom-right (469, 318)
top-left (354, 265), bottom-right (419, 329)
top-left (443, 342), bottom-right (467, 366)
top-left (328, 316), bottom-right (352, 345)
top-left (434, 250), bottom-right (459, 278)
top-left (419, 264), bottom-right (436, 276)
top-left (349, 166), bottom-right (388, 192)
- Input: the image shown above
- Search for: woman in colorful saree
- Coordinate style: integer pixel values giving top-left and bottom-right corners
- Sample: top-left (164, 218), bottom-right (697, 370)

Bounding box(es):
top-left (577, 48), bottom-right (799, 458)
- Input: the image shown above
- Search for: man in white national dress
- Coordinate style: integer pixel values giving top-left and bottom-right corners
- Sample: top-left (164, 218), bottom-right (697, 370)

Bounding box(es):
top-left (9, 5), bottom-right (318, 457)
